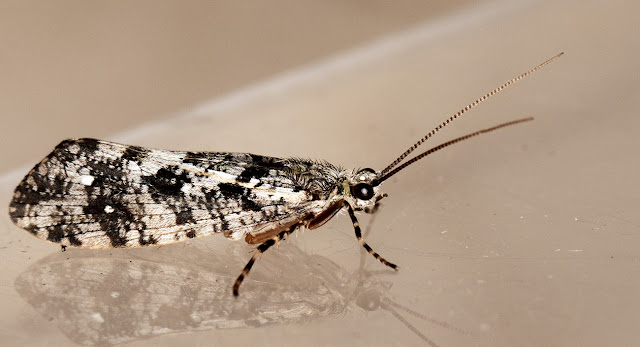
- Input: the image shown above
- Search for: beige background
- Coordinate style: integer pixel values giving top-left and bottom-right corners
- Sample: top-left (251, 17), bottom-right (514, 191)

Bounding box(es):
top-left (0, 0), bottom-right (475, 173)
top-left (1, 0), bottom-right (639, 346)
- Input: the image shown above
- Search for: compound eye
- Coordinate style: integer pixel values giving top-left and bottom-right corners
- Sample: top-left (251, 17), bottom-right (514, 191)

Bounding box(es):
top-left (351, 183), bottom-right (374, 200)
top-left (357, 168), bottom-right (376, 175)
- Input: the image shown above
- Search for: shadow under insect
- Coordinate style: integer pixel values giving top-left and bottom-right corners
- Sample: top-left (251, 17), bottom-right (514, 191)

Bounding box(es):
top-left (15, 238), bottom-right (462, 346)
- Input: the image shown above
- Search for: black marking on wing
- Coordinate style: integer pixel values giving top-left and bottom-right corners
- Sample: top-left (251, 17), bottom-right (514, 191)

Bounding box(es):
top-left (120, 145), bottom-right (147, 165)
top-left (235, 154), bottom-right (286, 183)
top-left (217, 183), bottom-right (245, 199)
top-left (181, 151), bottom-right (209, 165)
top-left (143, 166), bottom-right (192, 197)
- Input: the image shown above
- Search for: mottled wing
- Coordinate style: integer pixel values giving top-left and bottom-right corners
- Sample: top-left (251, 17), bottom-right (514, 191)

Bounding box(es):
top-left (9, 138), bottom-right (333, 249)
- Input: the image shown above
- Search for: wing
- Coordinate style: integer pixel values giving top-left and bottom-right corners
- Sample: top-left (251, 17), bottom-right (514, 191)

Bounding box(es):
top-left (9, 138), bottom-right (340, 249)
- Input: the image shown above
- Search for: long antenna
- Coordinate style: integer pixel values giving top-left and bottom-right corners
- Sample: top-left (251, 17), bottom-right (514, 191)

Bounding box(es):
top-left (377, 52), bottom-right (564, 178)
top-left (375, 117), bottom-right (533, 184)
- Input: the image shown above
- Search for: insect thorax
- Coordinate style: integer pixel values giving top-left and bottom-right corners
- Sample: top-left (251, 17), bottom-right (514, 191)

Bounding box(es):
top-left (289, 160), bottom-right (384, 211)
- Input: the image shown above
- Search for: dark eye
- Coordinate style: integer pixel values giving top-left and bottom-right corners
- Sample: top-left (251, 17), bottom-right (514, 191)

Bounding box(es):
top-left (351, 183), bottom-right (374, 200)
top-left (357, 168), bottom-right (376, 175)
top-left (355, 290), bottom-right (381, 311)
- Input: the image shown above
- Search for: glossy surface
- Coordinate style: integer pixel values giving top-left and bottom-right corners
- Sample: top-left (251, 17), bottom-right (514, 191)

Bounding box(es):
top-left (1, 0), bottom-right (638, 345)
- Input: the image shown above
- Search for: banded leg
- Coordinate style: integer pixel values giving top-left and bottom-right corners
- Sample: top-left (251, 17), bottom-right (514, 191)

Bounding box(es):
top-left (364, 193), bottom-right (387, 214)
top-left (364, 201), bottom-right (381, 214)
top-left (233, 225), bottom-right (298, 297)
top-left (344, 201), bottom-right (398, 270)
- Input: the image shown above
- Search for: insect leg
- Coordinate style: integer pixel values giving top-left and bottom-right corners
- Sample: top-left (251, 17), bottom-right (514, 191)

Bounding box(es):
top-left (344, 202), bottom-right (399, 270)
top-left (364, 202), bottom-right (381, 214)
top-left (233, 224), bottom-right (298, 297)
top-left (364, 193), bottom-right (387, 214)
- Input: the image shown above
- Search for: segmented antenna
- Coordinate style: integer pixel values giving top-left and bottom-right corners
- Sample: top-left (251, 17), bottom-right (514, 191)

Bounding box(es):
top-left (375, 117), bottom-right (533, 183)
top-left (377, 52), bottom-right (564, 179)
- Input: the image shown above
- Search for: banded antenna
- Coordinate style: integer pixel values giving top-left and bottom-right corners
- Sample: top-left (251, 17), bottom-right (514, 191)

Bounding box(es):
top-left (375, 52), bottom-right (564, 184)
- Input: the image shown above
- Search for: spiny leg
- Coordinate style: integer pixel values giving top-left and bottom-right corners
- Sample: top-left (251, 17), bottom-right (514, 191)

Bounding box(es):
top-left (233, 225), bottom-right (298, 297)
top-left (344, 201), bottom-right (398, 270)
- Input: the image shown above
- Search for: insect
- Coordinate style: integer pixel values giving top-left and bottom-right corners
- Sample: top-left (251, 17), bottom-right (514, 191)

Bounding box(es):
top-left (8, 53), bottom-right (563, 296)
